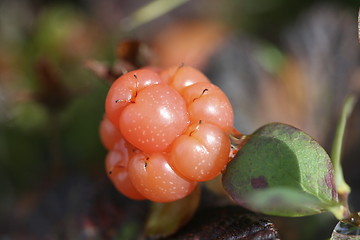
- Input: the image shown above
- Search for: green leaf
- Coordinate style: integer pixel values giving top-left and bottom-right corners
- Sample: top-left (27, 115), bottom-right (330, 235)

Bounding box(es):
top-left (145, 185), bottom-right (201, 238)
top-left (222, 123), bottom-right (340, 217)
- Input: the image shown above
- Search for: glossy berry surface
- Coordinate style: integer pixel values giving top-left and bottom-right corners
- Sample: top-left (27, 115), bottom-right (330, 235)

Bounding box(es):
top-left (99, 116), bottom-right (122, 150)
top-left (105, 68), bottom-right (162, 128)
top-left (128, 152), bottom-right (197, 202)
top-left (105, 142), bottom-right (145, 200)
top-left (170, 122), bottom-right (230, 181)
top-left (181, 82), bottom-right (234, 133)
top-left (101, 65), bottom-right (235, 202)
top-left (160, 65), bottom-right (210, 93)
top-left (119, 84), bottom-right (189, 153)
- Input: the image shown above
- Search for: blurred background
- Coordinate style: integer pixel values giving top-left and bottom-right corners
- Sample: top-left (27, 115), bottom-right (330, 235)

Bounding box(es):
top-left (0, 0), bottom-right (359, 239)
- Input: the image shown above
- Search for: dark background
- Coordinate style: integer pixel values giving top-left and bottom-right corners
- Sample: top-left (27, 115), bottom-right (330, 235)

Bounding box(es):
top-left (0, 0), bottom-right (359, 239)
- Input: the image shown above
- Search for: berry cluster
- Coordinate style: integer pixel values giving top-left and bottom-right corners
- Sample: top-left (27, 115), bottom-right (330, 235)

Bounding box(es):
top-left (99, 65), bottom-right (234, 202)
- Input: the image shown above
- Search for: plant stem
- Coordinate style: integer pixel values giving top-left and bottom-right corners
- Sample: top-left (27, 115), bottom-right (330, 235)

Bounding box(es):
top-left (331, 94), bottom-right (357, 218)
top-left (228, 129), bottom-right (249, 161)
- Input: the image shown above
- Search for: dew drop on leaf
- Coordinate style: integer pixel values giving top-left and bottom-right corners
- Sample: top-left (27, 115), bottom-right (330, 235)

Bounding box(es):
top-left (331, 212), bottom-right (360, 240)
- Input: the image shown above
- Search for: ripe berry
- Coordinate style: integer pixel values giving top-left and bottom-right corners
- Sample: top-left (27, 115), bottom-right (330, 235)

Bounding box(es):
top-left (119, 83), bottom-right (189, 153)
top-left (128, 152), bottom-right (197, 202)
top-left (181, 82), bottom-right (234, 132)
top-left (105, 69), bottom-right (163, 128)
top-left (160, 65), bottom-right (210, 93)
top-left (105, 140), bottom-right (145, 200)
top-left (102, 65), bottom-right (236, 203)
top-left (170, 122), bottom-right (230, 181)
top-left (99, 115), bottom-right (122, 150)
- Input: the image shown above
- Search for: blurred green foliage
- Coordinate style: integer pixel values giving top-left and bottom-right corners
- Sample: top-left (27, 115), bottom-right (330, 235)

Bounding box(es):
top-left (225, 0), bottom-right (358, 41)
top-left (0, 2), bottom-right (111, 196)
